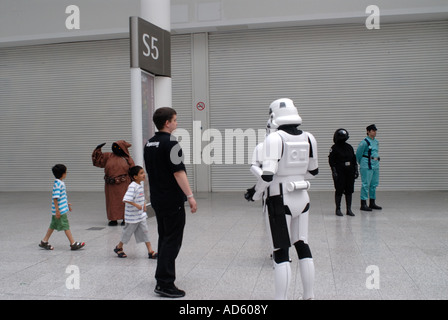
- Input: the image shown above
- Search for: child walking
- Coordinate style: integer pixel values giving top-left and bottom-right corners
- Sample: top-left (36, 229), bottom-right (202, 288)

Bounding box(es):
top-left (114, 165), bottom-right (157, 259)
top-left (39, 164), bottom-right (85, 251)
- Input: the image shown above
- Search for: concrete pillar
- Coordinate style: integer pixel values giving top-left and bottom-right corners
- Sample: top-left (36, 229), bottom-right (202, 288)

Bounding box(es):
top-left (140, 0), bottom-right (172, 110)
top-left (131, 0), bottom-right (171, 166)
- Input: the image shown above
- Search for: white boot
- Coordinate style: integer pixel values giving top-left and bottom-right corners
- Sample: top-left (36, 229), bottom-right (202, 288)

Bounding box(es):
top-left (299, 258), bottom-right (315, 300)
top-left (274, 261), bottom-right (291, 300)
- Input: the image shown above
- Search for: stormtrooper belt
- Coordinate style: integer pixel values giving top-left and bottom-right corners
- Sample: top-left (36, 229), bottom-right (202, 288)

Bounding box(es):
top-left (285, 181), bottom-right (310, 192)
top-left (267, 181), bottom-right (310, 197)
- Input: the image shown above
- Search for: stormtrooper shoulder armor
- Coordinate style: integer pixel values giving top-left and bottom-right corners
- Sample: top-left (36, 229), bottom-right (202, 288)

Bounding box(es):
top-left (261, 132), bottom-right (283, 175)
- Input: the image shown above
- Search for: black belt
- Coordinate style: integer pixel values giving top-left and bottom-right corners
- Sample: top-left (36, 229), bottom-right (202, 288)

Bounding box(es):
top-left (363, 155), bottom-right (380, 161)
top-left (337, 161), bottom-right (353, 167)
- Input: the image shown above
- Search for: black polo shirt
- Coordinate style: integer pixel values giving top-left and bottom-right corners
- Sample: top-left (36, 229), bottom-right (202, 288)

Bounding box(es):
top-left (144, 131), bottom-right (187, 211)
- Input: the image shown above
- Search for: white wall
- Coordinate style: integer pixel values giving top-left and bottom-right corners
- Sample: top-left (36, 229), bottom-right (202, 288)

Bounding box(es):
top-left (0, 0), bottom-right (140, 47)
top-left (171, 0), bottom-right (448, 33)
top-left (1, 0), bottom-right (447, 47)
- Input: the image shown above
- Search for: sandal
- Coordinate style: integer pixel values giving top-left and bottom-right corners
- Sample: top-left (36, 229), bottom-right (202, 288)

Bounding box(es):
top-left (114, 246), bottom-right (127, 258)
top-left (148, 251), bottom-right (158, 259)
top-left (39, 240), bottom-right (54, 250)
top-left (70, 242), bottom-right (85, 250)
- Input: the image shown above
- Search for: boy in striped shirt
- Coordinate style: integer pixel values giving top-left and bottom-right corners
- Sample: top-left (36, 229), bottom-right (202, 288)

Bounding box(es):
top-left (113, 165), bottom-right (157, 259)
top-left (39, 164), bottom-right (85, 251)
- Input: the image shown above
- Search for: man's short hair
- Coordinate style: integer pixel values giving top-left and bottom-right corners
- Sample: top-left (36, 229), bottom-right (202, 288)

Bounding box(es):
top-left (153, 107), bottom-right (177, 131)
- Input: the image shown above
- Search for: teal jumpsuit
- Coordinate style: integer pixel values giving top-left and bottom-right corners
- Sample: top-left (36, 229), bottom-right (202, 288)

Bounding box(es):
top-left (356, 136), bottom-right (380, 201)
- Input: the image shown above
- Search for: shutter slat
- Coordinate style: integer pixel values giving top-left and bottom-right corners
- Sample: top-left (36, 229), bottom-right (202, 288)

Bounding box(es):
top-left (208, 21), bottom-right (448, 191)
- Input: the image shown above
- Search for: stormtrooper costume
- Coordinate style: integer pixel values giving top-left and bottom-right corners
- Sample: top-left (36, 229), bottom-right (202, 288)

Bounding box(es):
top-left (245, 119), bottom-right (276, 203)
top-left (250, 98), bottom-right (318, 300)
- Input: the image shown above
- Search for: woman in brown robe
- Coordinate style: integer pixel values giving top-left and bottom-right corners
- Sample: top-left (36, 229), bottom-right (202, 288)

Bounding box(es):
top-left (92, 140), bottom-right (135, 226)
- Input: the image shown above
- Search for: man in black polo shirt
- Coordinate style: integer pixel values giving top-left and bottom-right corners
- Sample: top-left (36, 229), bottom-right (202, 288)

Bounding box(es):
top-left (144, 107), bottom-right (197, 298)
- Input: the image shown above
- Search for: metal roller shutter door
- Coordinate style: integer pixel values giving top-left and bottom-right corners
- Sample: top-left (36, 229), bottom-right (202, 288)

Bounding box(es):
top-left (0, 35), bottom-right (193, 192)
top-left (171, 34), bottom-right (195, 188)
top-left (0, 39), bottom-right (132, 192)
top-left (208, 21), bottom-right (448, 191)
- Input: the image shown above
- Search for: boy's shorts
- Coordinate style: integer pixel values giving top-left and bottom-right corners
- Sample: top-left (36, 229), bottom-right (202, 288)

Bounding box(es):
top-left (49, 214), bottom-right (70, 231)
top-left (121, 220), bottom-right (150, 244)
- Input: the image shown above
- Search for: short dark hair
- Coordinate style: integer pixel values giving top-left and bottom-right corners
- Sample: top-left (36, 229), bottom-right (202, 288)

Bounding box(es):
top-left (153, 107), bottom-right (177, 130)
top-left (52, 164), bottom-right (67, 179)
top-left (128, 165), bottom-right (143, 180)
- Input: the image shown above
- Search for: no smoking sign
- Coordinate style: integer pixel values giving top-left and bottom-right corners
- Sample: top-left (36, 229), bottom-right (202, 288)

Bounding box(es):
top-left (196, 102), bottom-right (205, 111)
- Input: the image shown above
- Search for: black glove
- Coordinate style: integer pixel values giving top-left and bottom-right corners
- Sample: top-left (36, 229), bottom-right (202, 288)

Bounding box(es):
top-left (96, 143), bottom-right (106, 150)
top-left (244, 185), bottom-right (256, 202)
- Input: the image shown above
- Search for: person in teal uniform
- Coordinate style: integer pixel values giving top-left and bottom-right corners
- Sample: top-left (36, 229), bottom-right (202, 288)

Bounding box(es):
top-left (356, 124), bottom-right (382, 211)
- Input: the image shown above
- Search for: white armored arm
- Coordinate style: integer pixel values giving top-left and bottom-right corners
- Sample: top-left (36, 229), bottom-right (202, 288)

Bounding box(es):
top-left (305, 132), bottom-right (319, 179)
top-left (261, 132), bottom-right (283, 177)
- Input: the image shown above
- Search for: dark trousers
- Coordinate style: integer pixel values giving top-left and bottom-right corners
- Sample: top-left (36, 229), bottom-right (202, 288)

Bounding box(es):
top-left (333, 169), bottom-right (355, 196)
top-left (154, 205), bottom-right (186, 288)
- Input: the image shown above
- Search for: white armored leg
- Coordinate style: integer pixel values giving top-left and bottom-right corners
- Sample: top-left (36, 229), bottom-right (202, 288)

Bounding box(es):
top-left (274, 261), bottom-right (291, 300)
top-left (299, 258), bottom-right (315, 300)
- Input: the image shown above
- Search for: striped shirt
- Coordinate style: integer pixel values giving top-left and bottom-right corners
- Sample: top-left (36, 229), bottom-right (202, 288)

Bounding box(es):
top-left (123, 181), bottom-right (147, 223)
top-left (51, 179), bottom-right (69, 215)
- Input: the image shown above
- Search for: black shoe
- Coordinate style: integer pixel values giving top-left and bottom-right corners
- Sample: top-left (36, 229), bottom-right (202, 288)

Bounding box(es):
top-left (335, 194), bottom-right (343, 216)
top-left (154, 285), bottom-right (185, 298)
top-left (360, 200), bottom-right (372, 211)
top-left (345, 194), bottom-right (354, 216)
top-left (369, 199), bottom-right (382, 210)
top-left (346, 208), bottom-right (355, 216)
top-left (108, 220), bottom-right (118, 226)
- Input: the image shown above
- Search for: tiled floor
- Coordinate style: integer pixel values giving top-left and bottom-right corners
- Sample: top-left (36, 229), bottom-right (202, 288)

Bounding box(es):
top-left (1, 190), bottom-right (447, 300)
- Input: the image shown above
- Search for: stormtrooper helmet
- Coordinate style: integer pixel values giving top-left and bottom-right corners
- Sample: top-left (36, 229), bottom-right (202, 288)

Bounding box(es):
top-left (266, 118), bottom-right (277, 135)
top-left (269, 98), bottom-right (302, 128)
top-left (333, 128), bottom-right (349, 143)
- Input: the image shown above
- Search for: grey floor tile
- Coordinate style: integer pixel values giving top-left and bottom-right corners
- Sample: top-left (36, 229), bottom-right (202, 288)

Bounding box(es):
top-left (1, 190), bottom-right (447, 300)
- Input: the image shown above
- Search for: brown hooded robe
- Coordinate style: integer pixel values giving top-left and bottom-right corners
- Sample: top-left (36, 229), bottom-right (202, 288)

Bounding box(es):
top-left (92, 140), bottom-right (135, 222)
